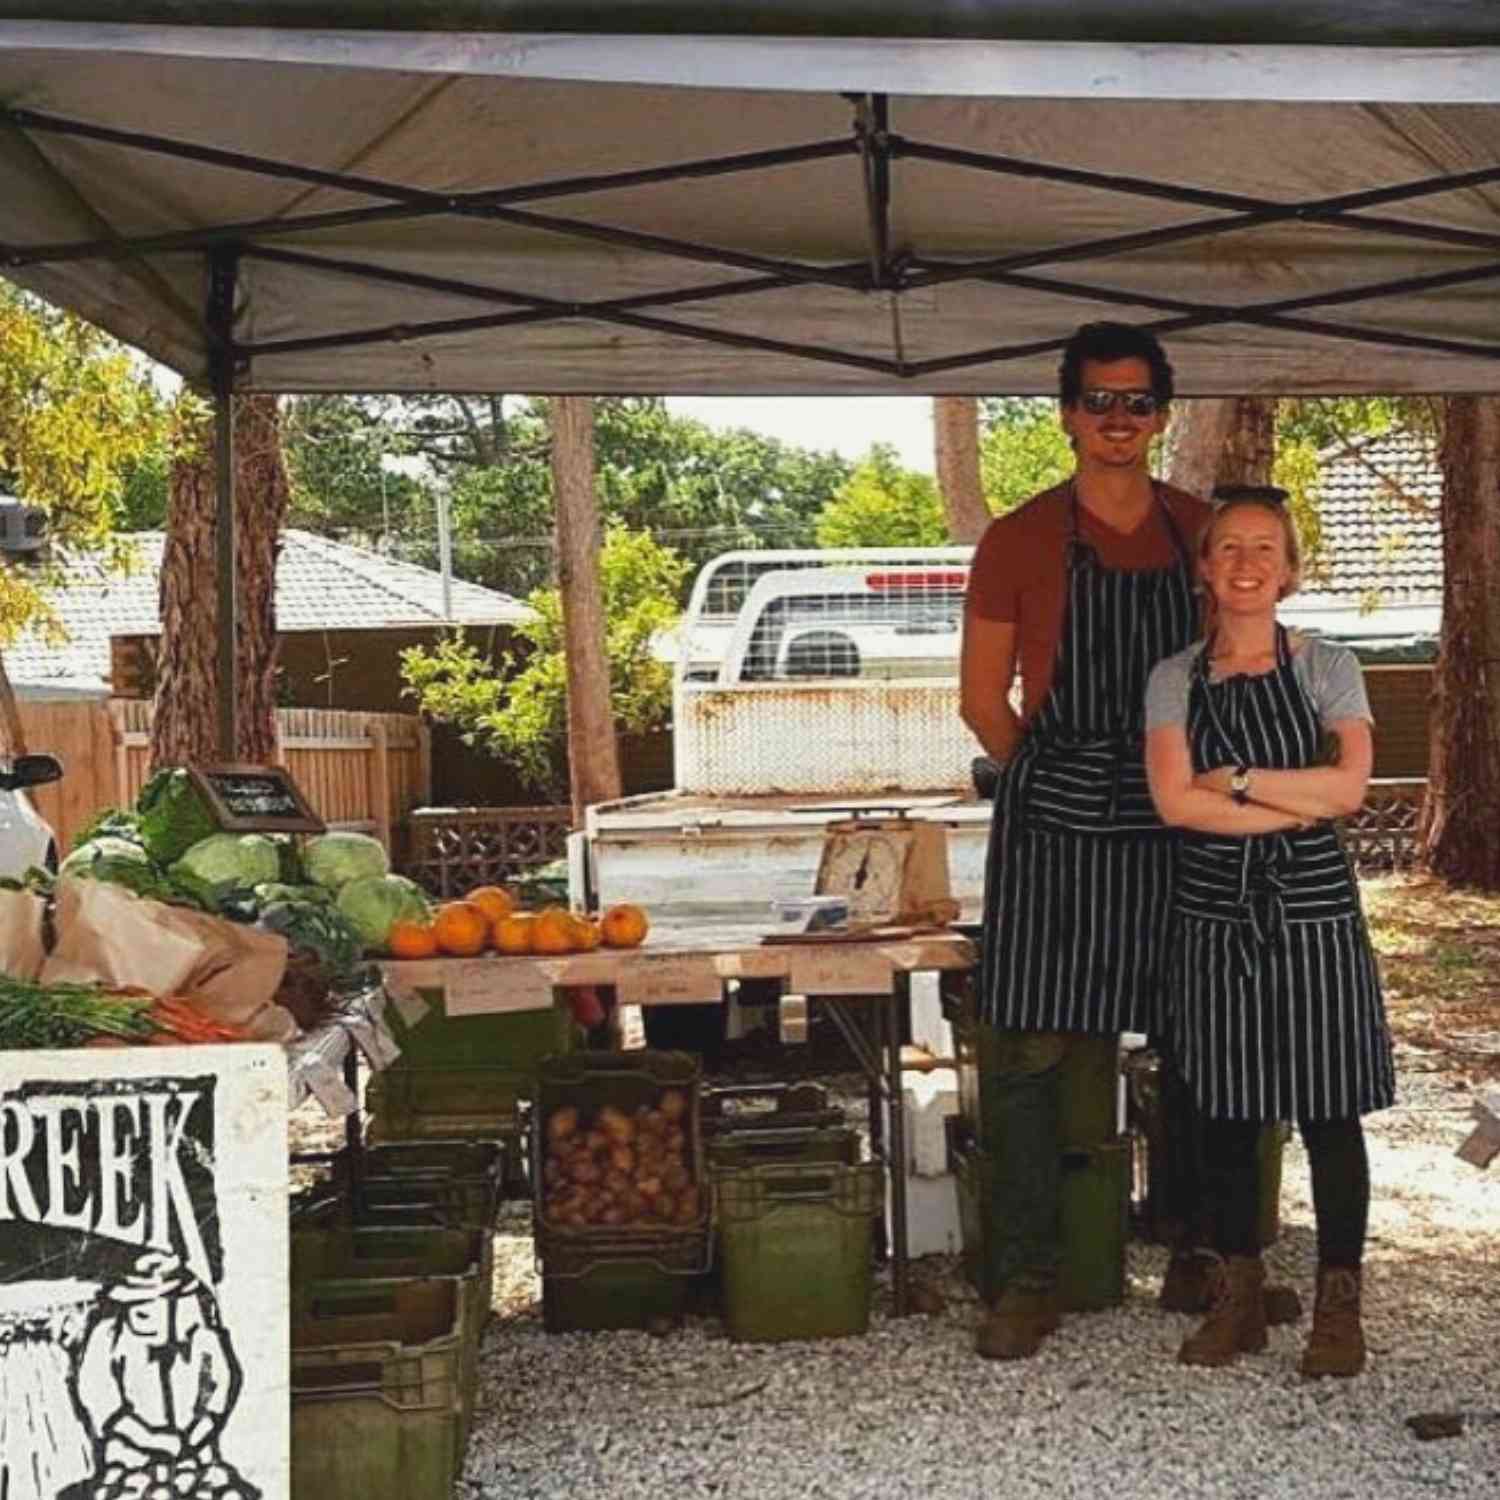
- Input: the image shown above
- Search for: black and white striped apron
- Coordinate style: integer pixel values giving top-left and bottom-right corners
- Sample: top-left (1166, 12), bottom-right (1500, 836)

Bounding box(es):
top-left (1168, 626), bottom-right (1395, 1121)
top-left (979, 484), bottom-right (1199, 1035)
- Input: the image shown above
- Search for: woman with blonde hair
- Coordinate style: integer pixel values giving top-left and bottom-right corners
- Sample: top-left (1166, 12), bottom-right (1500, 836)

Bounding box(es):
top-left (1144, 485), bottom-right (1394, 1377)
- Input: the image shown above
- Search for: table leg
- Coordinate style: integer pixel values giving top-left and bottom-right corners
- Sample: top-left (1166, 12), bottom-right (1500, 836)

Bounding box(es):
top-left (343, 1045), bottom-right (364, 1212)
top-left (886, 973), bottom-right (910, 1318)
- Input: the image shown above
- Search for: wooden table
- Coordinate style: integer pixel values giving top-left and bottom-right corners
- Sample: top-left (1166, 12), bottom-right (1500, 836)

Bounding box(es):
top-left (380, 919), bottom-right (977, 1316)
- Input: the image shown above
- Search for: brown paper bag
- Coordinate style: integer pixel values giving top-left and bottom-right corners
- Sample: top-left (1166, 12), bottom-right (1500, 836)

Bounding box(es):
top-left (0, 888), bottom-right (47, 980)
top-left (177, 915), bottom-right (290, 1030)
top-left (43, 880), bottom-right (207, 996)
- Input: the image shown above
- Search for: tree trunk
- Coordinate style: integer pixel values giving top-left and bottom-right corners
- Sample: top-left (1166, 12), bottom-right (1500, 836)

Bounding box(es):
top-left (933, 396), bottom-right (990, 543)
top-left (152, 396), bottom-right (289, 771)
top-left (232, 395), bottom-right (290, 765)
top-left (1419, 396), bottom-right (1500, 887)
top-left (0, 652), bottom-right (27, 758)
top-left (550, 397), bottom-right (622, 824)
top-left (1164, 397), bottom-right (1276, 496)
top-left (152, 405), bottom-right (220, 769)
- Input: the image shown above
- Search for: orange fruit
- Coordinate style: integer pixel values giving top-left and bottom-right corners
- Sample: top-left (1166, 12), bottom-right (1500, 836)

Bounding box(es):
top-left (387, 919), bottom-right (439, 960)
top-left (493, 912), bottom-right (535, 955)
top-left (568, 913), bottom-right (602, 952)
top-left (465, 885), bottom-right (516, 930)
top-left (432, 900), bottom-right (490, 957)
top-left (531, 906), bottom-right (578, 955)
top-left (600, 902), bottom-right (650, 949)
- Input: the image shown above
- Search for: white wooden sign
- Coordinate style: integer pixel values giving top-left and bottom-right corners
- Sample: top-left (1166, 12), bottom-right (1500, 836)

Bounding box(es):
top-left (0, 1044), bottom-right (288, 1500)
top-left (615, 952), bottom-right (724, 1007)
top-left (788, 945), bottom-right (896, 996)
top-left (444, 957), bottom-right (560, 1016)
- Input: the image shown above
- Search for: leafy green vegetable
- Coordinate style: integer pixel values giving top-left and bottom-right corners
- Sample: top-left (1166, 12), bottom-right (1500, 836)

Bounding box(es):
top-left (71, 806), bottom-right (143, 851)
top-left (172, 832), bottom-right (282, 892)
top-left (0, 977), bottom-right (157, 1048)
top-left (336, 873), bottom-right (429, 950)
top-left (136, 768), bottom-right (220, 865)
top-left (254, 881), bottom-right (332, 907)
top-left (58, 837), bottom-right (151, 879)
top-left (304, 831), bottom-right (389, 891)
top-left (258, 899), bottom-right (365, 981)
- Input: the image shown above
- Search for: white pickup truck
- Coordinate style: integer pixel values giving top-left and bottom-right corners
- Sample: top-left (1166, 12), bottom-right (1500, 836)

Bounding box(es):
top-left (575, 547), bottom-right (992, 918)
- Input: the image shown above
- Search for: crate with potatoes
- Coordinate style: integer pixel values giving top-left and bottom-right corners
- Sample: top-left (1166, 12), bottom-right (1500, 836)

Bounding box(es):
top-left (531, 1050), bottom-right (710, 1333)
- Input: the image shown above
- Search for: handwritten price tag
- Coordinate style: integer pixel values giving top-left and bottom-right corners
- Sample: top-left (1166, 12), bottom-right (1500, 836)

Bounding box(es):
top-left (445, 958), bottom-right (560, 1016)
top-left (787, 946), bottom-right (894, 996)
top-left (616, 953), bottom-right (723, 1007)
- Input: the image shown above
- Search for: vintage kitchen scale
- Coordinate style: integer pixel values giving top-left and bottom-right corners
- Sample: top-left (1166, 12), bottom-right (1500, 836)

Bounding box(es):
top-left (767, 811), bottom-right (959, 942)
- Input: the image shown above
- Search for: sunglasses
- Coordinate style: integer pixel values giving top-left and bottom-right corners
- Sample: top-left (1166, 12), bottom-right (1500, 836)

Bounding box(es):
top-left (1211, 483), bottom-right (1289, 507)
top-left (1078, 388), bottom-right (1161, 418)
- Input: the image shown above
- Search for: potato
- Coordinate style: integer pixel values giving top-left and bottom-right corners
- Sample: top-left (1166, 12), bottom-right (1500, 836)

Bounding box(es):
top-left (675, 1185), bottom-right (701, 1220)
top-left (638, 1108), bottom-right (668, 1137)
top-left (600, 1204), bottom-right (627, 1226)
top-left (569, 1155), bottom-right (602, 1185)
top-left (546, 1106), bottom-right (580, 1144)
top-left (653, 1191), bottom-right (677, 1220)
top-left (665, 1125), bottom-right (686, 1155)
top-left (597, 1104), bottom-right (635, 1144)
top-left (662, 1161), bottom-right (689, 1192)
top-left (636, 1175), bottom-right (662, 1200)
top-left (659, 1088), bottom-right (687, 1122)
top-left (603, 1169), bottom-right (632, 1197)
top-left (620, 1189), bottom-right (648, 1219)
top-left (543, 1155), bottom-right (567, 1187)
top-left (584, 1128), bottom-right (610, 1153)
top-left (609, 1145), bottom-right (636, 1175)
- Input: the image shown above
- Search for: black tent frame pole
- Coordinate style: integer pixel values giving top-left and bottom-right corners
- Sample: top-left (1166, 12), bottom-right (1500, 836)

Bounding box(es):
top-left (207, 247), bottom-right (240, 761)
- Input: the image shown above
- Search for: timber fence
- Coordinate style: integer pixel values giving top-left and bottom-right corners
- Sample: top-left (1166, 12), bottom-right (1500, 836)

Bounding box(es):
top-left (18, 698), bottom-right (430, 858)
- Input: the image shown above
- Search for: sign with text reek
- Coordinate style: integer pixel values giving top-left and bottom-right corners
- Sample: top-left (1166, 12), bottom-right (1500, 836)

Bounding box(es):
top-left (0, 1044), bottom-right (289, 1500)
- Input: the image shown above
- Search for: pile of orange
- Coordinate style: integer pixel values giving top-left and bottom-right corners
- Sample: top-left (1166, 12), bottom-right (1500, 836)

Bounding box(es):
top-left (386, 886), bottom-right (650, 960)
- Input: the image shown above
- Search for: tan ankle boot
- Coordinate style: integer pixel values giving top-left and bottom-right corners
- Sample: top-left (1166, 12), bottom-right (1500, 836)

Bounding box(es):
top-left (1177, 1254), bottom-right (1268, 1367)
top-left (976, 1284), bottom-right (1061, 1361)
top-left (1160, 1249), bottom-right (1303, 1325)
top-left (1300, 1266), bottom-right (1366, 1378)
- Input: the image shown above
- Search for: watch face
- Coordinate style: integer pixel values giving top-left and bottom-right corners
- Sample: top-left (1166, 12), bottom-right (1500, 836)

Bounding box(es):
top-left (819, 831), bottom-right (905, 921)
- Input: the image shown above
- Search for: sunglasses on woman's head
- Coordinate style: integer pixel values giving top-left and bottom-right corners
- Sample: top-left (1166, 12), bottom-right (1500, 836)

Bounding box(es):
top-left (1078, 388), bottom-right (1161, 417)
top-left (1211, 483), bottom-right (1289, 507)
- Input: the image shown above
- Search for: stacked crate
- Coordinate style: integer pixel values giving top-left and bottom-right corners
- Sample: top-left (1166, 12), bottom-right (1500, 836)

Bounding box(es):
top-left (941, 969), bottom-right (1129, 1310)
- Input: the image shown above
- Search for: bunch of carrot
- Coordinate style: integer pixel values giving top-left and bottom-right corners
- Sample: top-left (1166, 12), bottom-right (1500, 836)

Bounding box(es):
top-left (148, 995), bottom-right (252, 1044)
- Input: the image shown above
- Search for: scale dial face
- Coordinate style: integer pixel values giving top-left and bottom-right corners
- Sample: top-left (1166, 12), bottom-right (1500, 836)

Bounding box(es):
top-left (818, 830), bottom-right (905, 922)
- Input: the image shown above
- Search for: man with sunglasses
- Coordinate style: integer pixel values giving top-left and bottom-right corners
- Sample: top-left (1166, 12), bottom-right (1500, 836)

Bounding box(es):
top-left (960, 321), bottom-right (1212, 1359)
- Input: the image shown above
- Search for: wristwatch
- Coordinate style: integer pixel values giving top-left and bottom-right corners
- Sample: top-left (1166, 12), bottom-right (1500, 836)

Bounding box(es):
top-left (1229, 766), bottom-right (1252, 805)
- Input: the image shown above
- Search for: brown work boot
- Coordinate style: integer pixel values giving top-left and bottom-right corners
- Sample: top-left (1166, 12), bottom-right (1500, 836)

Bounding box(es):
top-left (1161, 1249), bottom-right (1303, 1326)
top-left (1177, 1254), bottom-right (1269, 1367)
top-left (976, 1284), bottom-right (1061, 1361)
top-left (1300, 1266), bottom-right (1366, 1379)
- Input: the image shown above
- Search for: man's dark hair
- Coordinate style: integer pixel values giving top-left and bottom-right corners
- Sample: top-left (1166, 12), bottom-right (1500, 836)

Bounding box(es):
top-left (1058, 322), bottom-right (1175, 406)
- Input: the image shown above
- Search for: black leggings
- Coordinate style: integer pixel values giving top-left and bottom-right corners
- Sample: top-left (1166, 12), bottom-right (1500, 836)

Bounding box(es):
top-left (1202, 1116), bottom-right (1370, 1268)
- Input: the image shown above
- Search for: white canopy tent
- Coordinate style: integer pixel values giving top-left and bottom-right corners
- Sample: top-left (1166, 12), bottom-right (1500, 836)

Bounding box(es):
top-left (0, 3), bottom-right (1497, 743)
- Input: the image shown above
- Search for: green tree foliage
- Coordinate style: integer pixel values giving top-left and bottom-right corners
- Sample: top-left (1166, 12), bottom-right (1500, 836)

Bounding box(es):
top-left (0, 282), bottom-right (174, 638)
top-left (979, 397), bottom-right (1073, 515)
top-left (281, 394), bottom-right (851, 598)
top-left (399, 526), bottom-right (689, 795)
top-left (814, 443), bottom-right (947, 546)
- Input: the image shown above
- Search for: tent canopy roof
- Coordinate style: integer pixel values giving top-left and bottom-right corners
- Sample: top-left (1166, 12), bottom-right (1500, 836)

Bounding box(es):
top-left (4, 9), bottom-right (1500, 395)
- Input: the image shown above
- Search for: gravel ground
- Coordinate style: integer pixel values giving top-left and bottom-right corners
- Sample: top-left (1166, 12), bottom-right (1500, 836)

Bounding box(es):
top-left (436, 1053), bottom-right (1500, 1500)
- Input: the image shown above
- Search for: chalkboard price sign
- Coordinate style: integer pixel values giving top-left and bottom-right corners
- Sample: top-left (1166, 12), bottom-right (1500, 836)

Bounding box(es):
top-left (187, 763), bottom-right (326, 833)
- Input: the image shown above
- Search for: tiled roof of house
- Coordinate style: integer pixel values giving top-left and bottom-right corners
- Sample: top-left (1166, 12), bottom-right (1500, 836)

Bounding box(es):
top-left (3, 528), bottom-right (532, 689)
top-left (1303, 427), bottom-right (1442, 603)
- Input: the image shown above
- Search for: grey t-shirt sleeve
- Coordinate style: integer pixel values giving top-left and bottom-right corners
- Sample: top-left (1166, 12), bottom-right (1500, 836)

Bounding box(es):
top-left (1145, 646), bottom-right (1198, 731)
top-left (1297, 636), bottom-right (1374, 724)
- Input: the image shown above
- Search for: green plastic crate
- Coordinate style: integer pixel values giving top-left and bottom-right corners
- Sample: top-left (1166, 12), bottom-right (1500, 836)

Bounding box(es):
top-left (290, 1276), bottom-right (468, 1500)
top-left (369, 992), bottom-right (576, 1145)
top-left (336, 1141), bottom-right (505, 1227)
top-left (532, 1051), bottom-right (710, 1333)
top-left (954, 1138), bottom-right (1129, 1312)
top-left (291, 1225), bottom-right (489, 1451)
top-left (714, 1162), bottom-right (883, 1343)
top-left (707, 1125), bottom-right (860, 1174)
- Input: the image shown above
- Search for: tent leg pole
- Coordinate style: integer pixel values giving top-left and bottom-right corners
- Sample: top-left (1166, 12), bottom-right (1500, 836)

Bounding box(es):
top-left (208, 248), bottom-right (239, 761)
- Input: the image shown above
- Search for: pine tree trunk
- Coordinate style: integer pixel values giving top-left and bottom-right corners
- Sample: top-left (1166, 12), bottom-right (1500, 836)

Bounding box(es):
top-left (233, 395), bottom-right (290, 765)
top-left (550, 397), bottom-right (622, 823)
top-left (1419, 396), bottom-right (1500, 887)
top-left (933, 396), bottom-right (990, 543)
top-left (1164, 397), bottom-right (1275, 495)
top-left (151, 396), bottom-right (289, 771)
top-left (151, 405), bottom-right (219, 770)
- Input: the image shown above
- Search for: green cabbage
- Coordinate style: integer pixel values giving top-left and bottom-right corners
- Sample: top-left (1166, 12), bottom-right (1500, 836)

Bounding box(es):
top-left (253, 881), bottom-right (332, 908)
top-left (172, 832), bottom-right (282, 892)
top-left (336, 874), bottom-right (430, 951)
top-left (58, 836), bottom-right (151, 878)
top-left (135, 768), bottom-right (220, 866)
top-left (304, 831), bottom-right (389, 891)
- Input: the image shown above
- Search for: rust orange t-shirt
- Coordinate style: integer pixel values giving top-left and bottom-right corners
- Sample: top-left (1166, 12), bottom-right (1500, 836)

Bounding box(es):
top-left (965, 481), bottom-right (1212, 725)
